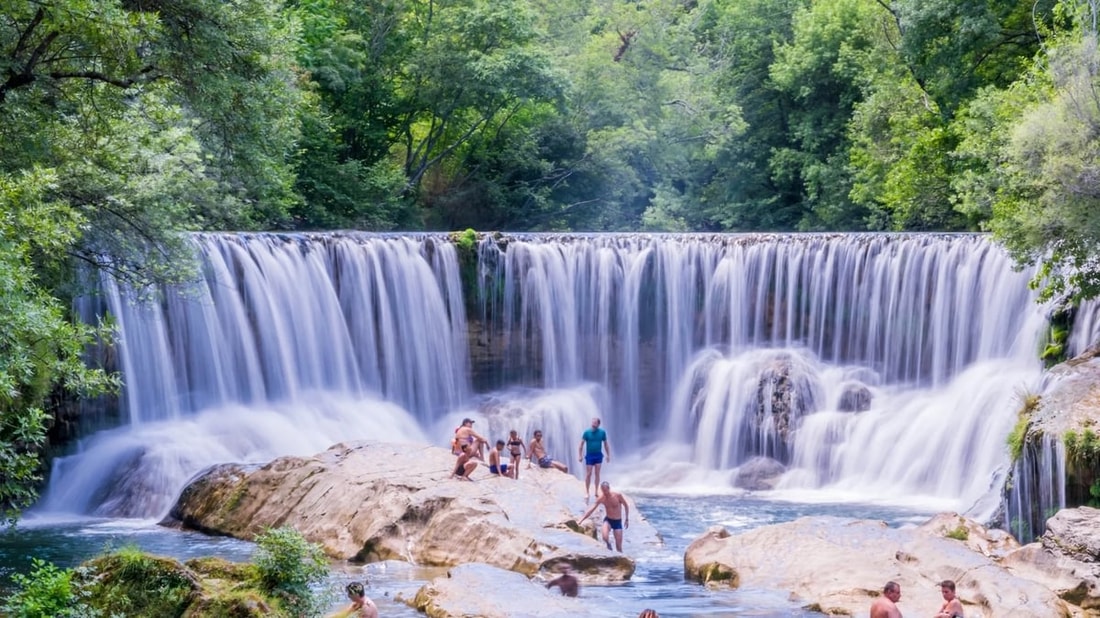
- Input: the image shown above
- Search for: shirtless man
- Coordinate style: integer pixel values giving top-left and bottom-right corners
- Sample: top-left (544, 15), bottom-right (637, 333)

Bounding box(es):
top-left (933, 580), bottom-right (964, 618)
top-left (488, 440), bottom-right (511, 477)
top-left (327, 581), bottom-right (378, 618)
top-left (545, 564), bottom-right (579, 597)
top-left (528, 429), bottom-right (568, 472)
top-left (452, 443), bottom-right (478, 481)
top-left (578, 480), bottom-right (629, 552)
top-left (454, 418), bottom-right (488, 459)
top-left (870, 581), bottom-right (903, 618)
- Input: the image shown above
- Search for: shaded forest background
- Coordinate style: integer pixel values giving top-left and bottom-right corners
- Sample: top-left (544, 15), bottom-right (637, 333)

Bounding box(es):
top-left (4, 0), bottom-right (1100, 518)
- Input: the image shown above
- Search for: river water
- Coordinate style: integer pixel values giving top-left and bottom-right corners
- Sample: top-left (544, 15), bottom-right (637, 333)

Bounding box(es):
top-left (1, 493), bottom-right (929, 617)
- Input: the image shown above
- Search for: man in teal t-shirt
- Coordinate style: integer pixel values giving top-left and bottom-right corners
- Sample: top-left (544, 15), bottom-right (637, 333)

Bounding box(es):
top-left (578, 417), bottom-right (610, 502)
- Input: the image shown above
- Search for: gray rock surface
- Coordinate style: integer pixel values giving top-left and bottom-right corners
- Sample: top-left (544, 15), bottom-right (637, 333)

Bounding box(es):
top-left (684, 514), bottom-right (1072, 617)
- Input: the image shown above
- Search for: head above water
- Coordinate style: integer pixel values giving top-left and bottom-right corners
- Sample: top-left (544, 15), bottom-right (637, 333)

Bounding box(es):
top-left (346, 581), bottom-right (365, 598)
top-left (600, 481), bottom-right (609, 489)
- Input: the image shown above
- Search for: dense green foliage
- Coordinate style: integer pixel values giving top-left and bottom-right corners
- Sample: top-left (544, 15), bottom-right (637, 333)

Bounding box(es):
top-left (1, 558), bottom-right (92, 618)
top-left (3, 534), bottom-right (329, 618)
top-left (4, 0), bottom-right (1100, 520)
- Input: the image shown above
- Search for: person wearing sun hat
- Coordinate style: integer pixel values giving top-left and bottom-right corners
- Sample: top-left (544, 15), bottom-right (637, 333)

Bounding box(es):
top-left (453, 417), bottom-right (487, 459)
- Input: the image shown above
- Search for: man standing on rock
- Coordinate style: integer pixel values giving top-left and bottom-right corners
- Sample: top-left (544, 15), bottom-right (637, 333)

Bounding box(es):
top-left (578, 417), bottom-right (610, 502)
top-left (579, 480), bottom-right (629, 552)
top-left (870, 581), bottom-right (902, 618)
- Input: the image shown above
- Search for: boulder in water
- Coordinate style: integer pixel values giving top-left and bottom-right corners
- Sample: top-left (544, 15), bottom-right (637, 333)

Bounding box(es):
top-left (732, 456), bottom-right (786, 491)
top-left (837, 381), bottom-right (872, 412)
top-left (753, 353), bottom-right (821, 462)
top-left (167, 441), bottom-right (660, 581)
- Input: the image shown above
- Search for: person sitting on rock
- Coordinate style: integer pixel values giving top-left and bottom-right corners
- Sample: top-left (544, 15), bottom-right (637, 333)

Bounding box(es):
top-left (452, 443), bottom-right (478, 481)
top-left (578, 480), bottom-right (629, 552)
top-left (528, 429), bottom-right (568, 472)
top-left (507, 429), bottom-right (526, 479)
top-left (454, 417), bottom-right (488, 459)
top-left (327, 581), bottom-right (378, 618)
top-left (545, 564), bottom-right (579, 597)
top-left (488, 440), bottom-right (511, 478)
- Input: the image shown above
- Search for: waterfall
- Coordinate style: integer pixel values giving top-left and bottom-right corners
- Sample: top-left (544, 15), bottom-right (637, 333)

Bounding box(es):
top-left (478, 233), bottom-right (1050, 517)
top-left (44, 233), bottom-right (468, 516)
top-left (44, 232), bottom-right (1069, 525)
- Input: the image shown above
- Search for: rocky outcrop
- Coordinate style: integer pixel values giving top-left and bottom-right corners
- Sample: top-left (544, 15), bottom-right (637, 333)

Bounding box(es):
top-left (1001, 507), bottom-right (1100, 612)
top-left (409, 563), bottom-right (585, 618)
top-left (167, 441), bottom-right (659, 581)
top-left (753, 353), bottom-right (821, 462)
top-left (684, 514), bottom-right (1071, 617)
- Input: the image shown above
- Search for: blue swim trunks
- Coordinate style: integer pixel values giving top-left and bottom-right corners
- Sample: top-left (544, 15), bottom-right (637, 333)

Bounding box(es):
top-left (489, 464), bottom-right (509, 475)
top-left (538, 456), bottom-right (552, 468)
top-left (605, 517), bottom-right (623, 530)
top-left (585, 453), bottom-right (603, 466)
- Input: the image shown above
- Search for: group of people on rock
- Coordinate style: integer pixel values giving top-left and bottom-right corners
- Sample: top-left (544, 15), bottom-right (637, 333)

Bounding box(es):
top-left (871, 580), bottom-right (965, 618)
top-left (449, 416), bottom-right (617, 482)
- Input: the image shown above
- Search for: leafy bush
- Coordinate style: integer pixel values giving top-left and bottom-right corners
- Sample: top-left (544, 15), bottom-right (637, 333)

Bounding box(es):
top-left (253, 527), bottom-right (328, 617)
top-left (1, 558), bottom-right (86, 618)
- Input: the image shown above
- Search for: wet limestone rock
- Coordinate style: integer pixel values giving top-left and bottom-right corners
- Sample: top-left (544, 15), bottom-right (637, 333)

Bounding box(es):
top-left (167, 441), bottom-right (659, 581)
top-left (683, 515), bottom-right (1071, 617)
top-left (409, 563), bottom-right (585, 618)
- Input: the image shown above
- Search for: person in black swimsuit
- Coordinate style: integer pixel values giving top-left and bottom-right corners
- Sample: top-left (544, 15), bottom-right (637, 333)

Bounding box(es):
top-left (507, 429), bottom-right (526, 479)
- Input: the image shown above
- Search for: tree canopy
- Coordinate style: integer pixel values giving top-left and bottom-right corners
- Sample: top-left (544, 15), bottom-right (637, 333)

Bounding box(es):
top-left (4, 0), bottom-right (1100, 519)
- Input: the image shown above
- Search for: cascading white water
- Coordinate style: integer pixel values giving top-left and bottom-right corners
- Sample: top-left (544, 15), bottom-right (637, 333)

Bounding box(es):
top-left (46, 232), bottom-right (1067, 525)
top-left (479, 233), bottom-right (1051, 518)
top-left (44, 233), bottom-right (469, 516)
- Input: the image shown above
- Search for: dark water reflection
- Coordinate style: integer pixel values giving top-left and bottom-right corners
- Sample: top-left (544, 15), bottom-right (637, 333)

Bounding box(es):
top-left (0, 495), bottom-right (931, 617)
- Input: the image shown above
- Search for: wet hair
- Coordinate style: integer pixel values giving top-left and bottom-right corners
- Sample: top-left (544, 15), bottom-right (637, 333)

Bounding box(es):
top-left (883, 581), bottom-right (900, 594)
top-left (939, 579), bottom-right (956, 592)
top-left (346, 581), bottom-right (365, 597)
top-left (600, 481), bottom-right (610, 488)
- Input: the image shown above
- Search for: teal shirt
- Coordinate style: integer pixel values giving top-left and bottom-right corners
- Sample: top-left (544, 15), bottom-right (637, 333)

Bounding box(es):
top-left (582, 427), bottom-right (607, 454)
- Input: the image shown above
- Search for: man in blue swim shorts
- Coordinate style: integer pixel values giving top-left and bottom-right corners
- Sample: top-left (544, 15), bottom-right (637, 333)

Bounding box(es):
top-left (529, 430), bottom-right (568, 472)
top-left (488, 440), bottom-right (511, 477)
top-left (578, 481), bottom-right (629, 552)
top-left (578, 417), bottom-right (610, 502)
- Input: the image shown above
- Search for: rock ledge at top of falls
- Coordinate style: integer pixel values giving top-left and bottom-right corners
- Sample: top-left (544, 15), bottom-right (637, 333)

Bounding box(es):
top-left (166, 441), bottom-right (659, 582)
top-left (683, 513), bottom-right (1078, 617)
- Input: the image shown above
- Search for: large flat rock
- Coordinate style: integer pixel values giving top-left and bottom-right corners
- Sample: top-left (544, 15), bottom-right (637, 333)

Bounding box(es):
top-left (167, 441), bottom-right (659, 581)
top-left (684, 514), bottom-right (1072, 617)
